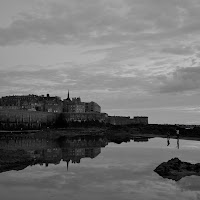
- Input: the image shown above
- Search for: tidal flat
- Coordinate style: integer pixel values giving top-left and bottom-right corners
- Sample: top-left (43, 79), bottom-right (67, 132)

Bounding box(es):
top-left (1, 136), bottom-right (200, 200)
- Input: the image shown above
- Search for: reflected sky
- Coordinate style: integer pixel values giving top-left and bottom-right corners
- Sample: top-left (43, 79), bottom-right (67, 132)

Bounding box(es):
top-left (1, 137), bottom-right (200, 200)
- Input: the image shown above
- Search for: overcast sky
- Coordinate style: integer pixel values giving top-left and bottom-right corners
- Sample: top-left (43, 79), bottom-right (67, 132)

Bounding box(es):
top-left (1, 0), bottom-right (200, 124)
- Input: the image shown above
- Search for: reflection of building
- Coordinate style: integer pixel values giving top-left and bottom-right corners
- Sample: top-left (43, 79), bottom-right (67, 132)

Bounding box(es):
top-left (39, 148), bottom-right (62, 166)
top-left (60, 137), bottom-right (105, 167)
top-left (0, 136), bottom-right (108, 172)
top-left (133, 137), bottom-right (149, 142)
top-left (62, 147), bottom-right (101, 164)
top-left (85, 148), bottom-right (101, 158)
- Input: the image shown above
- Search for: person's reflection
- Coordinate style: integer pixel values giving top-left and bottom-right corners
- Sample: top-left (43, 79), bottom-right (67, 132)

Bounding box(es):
top-left (177, 138), bottom-right (179, 149)
top-left (167, 137), bottom-right (170, 146)
top-left (167, 132), bottom-right (170, 146)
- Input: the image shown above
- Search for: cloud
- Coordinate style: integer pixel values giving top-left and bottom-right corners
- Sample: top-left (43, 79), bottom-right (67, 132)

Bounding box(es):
top-left (0, 63), bottom-right (150, 96)
top-left (1, 0), bottom-right (200, 46)
top-left (158, 66), bottom-right (200, 93)
top-left (162, 46), bottom-right (194, 56)
top-left (0, 0), bottom-right (131, 46)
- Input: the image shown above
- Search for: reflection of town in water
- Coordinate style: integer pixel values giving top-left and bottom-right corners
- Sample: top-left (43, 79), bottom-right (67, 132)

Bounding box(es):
top-left (0, 135), bottom-right (108, 172)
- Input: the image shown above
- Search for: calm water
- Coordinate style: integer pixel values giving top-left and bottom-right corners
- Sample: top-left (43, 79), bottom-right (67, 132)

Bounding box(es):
top-left (1, 136), bottom-right (200, 200)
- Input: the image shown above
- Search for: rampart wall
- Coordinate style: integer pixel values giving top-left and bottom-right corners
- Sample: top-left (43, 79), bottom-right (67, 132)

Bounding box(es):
top-left (62, 112), bottom-right (108, 122)
top-left (107, 116), bottom-right (148, 125)
top-left (0, 109), bottom-right (59, 130)
top-left (0, 109), bottom-right (148, 130)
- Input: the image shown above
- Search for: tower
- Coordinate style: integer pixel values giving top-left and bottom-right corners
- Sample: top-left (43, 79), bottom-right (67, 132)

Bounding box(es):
top-left (67, 90), bottom-right (71, 101)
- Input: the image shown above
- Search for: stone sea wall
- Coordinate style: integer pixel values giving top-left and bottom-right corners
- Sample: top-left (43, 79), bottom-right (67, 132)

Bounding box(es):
top-left (0, 109), bottom-right (148, 130)
top-left (62, 112), bottom-right (108, 122)
top-left (0, 109), bottom-right (59, 130)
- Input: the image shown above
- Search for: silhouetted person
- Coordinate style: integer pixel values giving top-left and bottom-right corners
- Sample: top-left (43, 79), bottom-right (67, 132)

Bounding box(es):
top-left (167, 132), bottom-right (170, 139)
top-left (176, 129), bottom-right (180, 139)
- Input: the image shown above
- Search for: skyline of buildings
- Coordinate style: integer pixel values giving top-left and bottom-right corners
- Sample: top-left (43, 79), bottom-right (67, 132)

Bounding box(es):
top-left (0, 91), bottom-right (148, 128)
top-left (0, 91), bottom-right (101, 114)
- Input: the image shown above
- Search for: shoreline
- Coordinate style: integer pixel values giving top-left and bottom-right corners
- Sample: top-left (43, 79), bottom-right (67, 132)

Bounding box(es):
top-left (1, 127), bottom-right (200, 142)
top-left (1, 122), bottom-right (200, 142)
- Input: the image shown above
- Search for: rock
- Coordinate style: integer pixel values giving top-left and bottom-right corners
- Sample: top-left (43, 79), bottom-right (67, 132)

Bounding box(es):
top-left (154, 157), bottom-right (200, 181)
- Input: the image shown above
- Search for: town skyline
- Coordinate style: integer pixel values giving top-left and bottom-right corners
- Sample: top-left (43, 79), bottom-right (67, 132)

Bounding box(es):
top-left (1, 0), bottom-right (200, 124)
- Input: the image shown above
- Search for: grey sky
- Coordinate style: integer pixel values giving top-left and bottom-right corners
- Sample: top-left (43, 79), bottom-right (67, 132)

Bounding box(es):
top-left (1, 0), bottom-right (200, 124)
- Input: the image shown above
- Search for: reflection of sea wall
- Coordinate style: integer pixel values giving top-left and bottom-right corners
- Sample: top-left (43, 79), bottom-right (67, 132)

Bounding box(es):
top-left (0, 138), bottom-right (58, 151)
top-left (0, 136), bottom-right (108, 172)
top-left (61, 138), bottom-right (108, 148)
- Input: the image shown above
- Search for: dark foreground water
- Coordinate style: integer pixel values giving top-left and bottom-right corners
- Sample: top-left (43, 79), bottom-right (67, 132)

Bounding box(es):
top-left (1, 136), bottom-right (200, 200)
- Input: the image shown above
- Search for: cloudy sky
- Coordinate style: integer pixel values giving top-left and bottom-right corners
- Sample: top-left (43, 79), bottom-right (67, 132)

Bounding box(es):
top-left (1, 0), bottom-right (200, 124)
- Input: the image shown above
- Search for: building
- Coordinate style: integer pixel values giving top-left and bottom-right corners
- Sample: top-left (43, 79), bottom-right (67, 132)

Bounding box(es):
top-left (0, 92), bottom-right (148, 128)
top-left (0, 94), bottom-right (63, 113)
top-left (63, 91), bottom-right (101, 113)
top-left (85, 101), bottom-right (101, 113)
top-left (70, 98), bottom-right (85, 113)
top-left (133, 116), bottom-right (148, 125)
top-left (43, 94), bottom-right (63, 113)
top-left (0, 91), bottom-right (101, 114)
top-left (63, 91), bottom-right (72, 112)
top-left (63, 91), bottom-right (85, 113)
